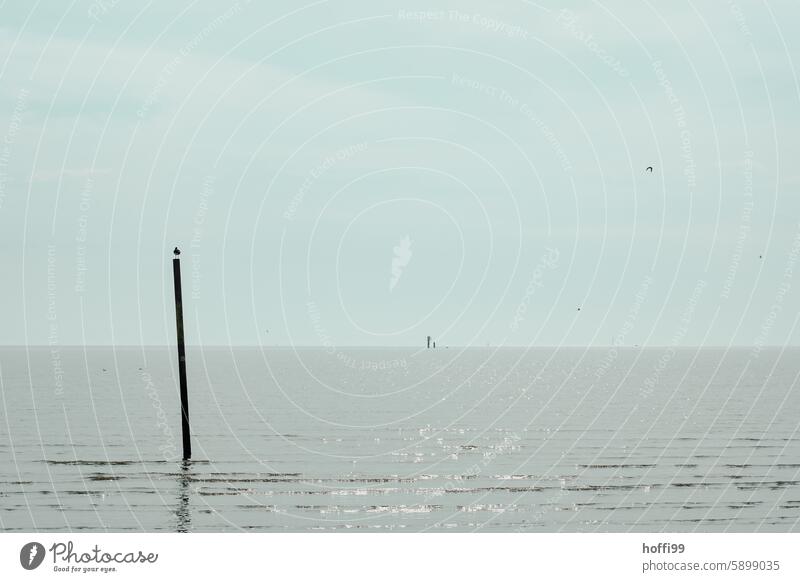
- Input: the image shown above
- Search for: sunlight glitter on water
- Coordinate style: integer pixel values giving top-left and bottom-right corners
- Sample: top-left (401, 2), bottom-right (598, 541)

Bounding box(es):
top-left (1, 346), bottom-right (799, 532)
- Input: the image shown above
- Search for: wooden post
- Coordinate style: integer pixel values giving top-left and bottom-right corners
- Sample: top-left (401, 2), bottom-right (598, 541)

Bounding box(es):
top-left (172, 248), bottom-right (191, 460)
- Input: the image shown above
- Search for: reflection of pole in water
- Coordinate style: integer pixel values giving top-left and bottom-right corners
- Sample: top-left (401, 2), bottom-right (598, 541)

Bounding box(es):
top-left (176, 459), bottom-right (191, 532)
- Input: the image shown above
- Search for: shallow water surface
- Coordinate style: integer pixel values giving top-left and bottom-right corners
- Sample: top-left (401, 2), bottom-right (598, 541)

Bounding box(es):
top-left (2, 346), bottom-right (799, 531)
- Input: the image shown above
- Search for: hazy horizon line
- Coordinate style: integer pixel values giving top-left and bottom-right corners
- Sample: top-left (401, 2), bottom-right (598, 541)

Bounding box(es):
top-left (3, 344), bottom-right (796, 349)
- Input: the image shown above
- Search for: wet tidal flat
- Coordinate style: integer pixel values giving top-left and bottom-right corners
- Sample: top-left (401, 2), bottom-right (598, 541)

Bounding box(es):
top-left (2, 346), bottom-right (799, 532)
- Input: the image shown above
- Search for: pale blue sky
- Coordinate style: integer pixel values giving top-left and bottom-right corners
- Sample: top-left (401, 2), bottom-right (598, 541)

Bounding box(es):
top-left (1, 0), bottom-right (799, 346)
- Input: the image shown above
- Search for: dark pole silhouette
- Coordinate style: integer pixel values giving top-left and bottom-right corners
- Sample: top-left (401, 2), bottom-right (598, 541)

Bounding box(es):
top-left (427, 335), bottom-right (431, 349)
top-left (172, 247), bottom-right (191, 460)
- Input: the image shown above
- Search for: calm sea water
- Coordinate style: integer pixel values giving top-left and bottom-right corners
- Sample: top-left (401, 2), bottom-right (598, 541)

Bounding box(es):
top-left (2, 346), bottom-right (799, 532)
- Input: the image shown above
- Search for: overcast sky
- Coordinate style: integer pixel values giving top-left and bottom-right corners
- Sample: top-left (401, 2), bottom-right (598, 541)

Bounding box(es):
top-left (1, 0), bottom-right (799, 347)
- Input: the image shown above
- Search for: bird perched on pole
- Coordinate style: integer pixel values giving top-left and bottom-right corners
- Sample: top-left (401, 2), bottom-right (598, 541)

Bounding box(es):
top-left (174, 247), bottom-right (181, 257)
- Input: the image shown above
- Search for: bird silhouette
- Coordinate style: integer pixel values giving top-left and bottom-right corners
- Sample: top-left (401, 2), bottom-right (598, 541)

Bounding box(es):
top-left (646, 166), bottom-right (653, 173)
top-left (173, 247), bottom-right (181, 256)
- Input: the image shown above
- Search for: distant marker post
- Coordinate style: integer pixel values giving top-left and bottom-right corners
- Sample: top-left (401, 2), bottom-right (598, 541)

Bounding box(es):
top-left (172, 247), bottom-right (191, 460)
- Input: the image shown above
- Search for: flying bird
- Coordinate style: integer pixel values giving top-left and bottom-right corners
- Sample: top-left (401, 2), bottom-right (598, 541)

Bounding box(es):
top-left (173, 247), bottom-right (181, 256)
top-left (646, 166), bottom-right (653, 173)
